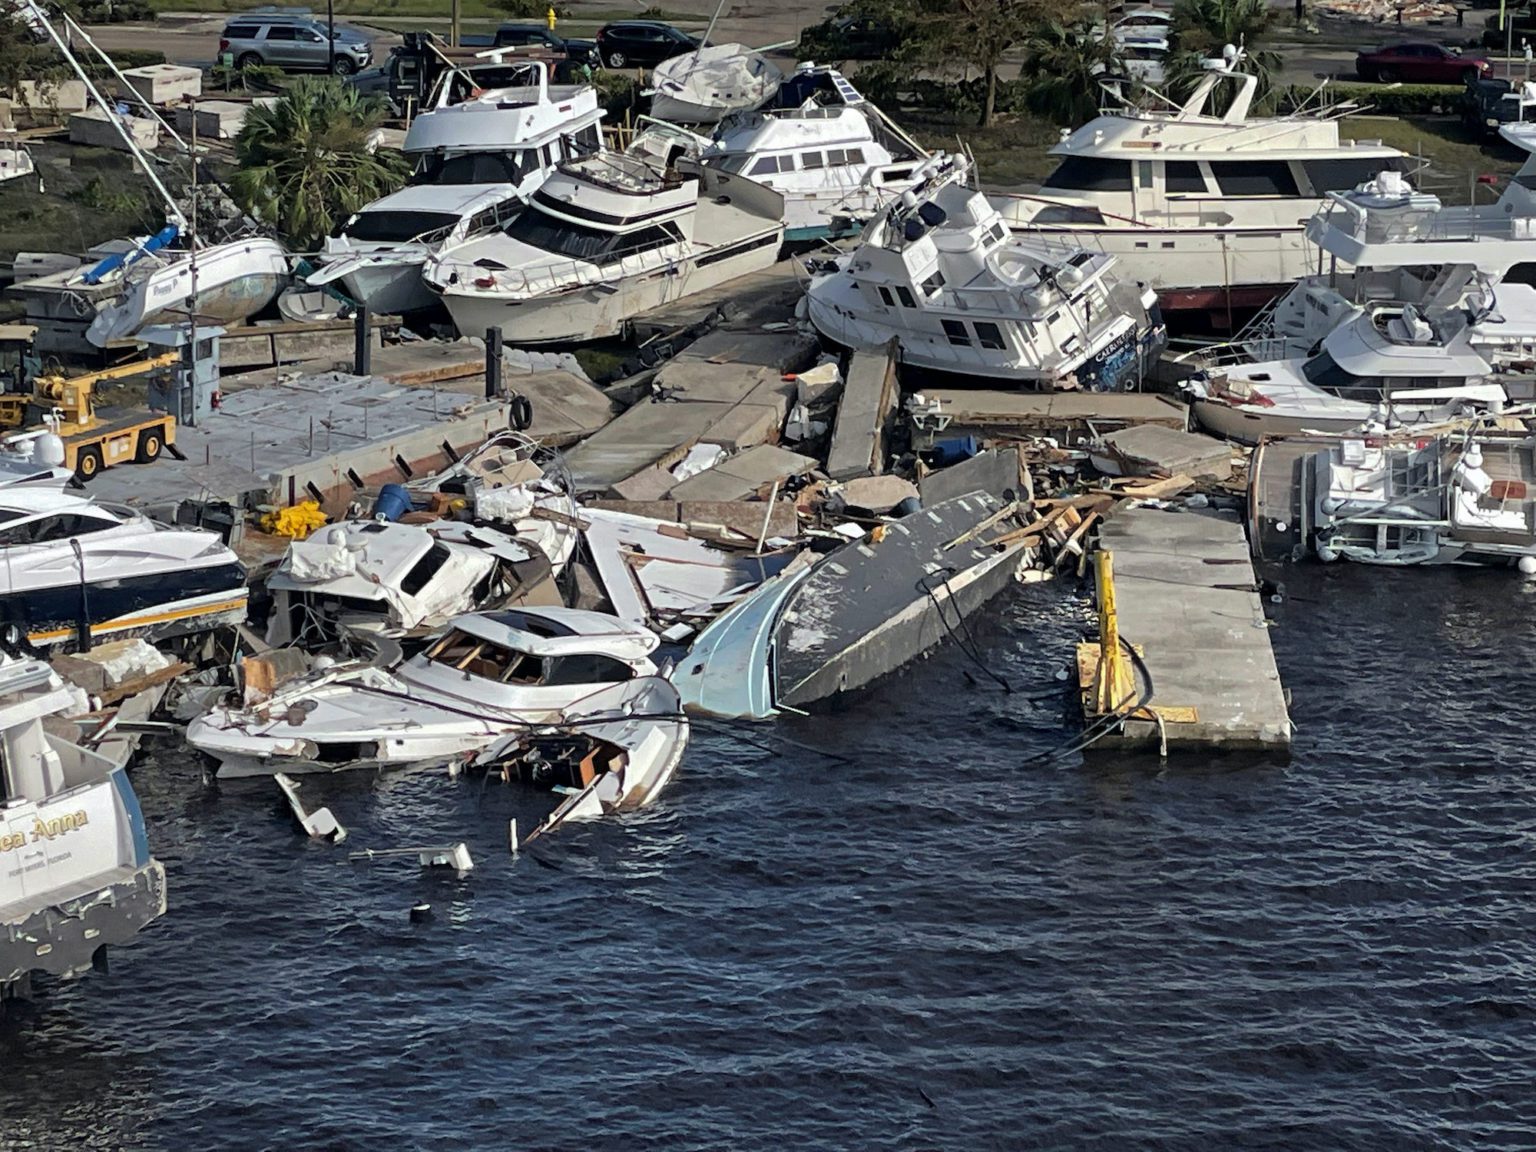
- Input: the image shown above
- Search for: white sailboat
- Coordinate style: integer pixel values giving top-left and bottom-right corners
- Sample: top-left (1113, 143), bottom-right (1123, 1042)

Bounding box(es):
top-left (649, 42), bottom-right (784, 125)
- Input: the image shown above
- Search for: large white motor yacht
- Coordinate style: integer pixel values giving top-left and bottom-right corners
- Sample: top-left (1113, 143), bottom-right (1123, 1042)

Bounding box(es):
top-left (0, 489), bottom-right (248, 650)
top-left (311, 61), bottom-right (606, 315)
top-left (423, 152), bottom-right (784, 344)
top-left (187, 607), bottom-right (662, 777)
top-left (806, 157), bottom-right (1165, 387)
top-left (990, 58), bottom-right (1406, 320)
top-left (0, 652), bottom-right (166, 998)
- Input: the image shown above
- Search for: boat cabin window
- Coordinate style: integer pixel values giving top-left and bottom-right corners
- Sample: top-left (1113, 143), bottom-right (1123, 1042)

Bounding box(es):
top-left (942, 319), bottom-right (970, 346)
top-left (877, 286), bottom-right (894, 306)
top-left (570, 124), bottom-right (602, 157)
top-left (400, 543), bottom-right (452, 596)
top-left (1212, 160), bottom-right (1300, 198)
top-left (1165, 161), bottom-right (1206, 193)
top-left (423, 628), bottom-right (636, 686)
top-left (826, 147), bottom-right (864, 166)
top-left (1030, 204), bottom-right (1107, 226)
top-left (1137, 160), bottom-right (1153, 188)
top-left (1041, 157), bottom-right (1132, 193)
top-left (415, 151), bottom-right (533, 186)
top-left (921, 271), bottom-right (945, 297)
top-left (542, 653), bottom-right (636, 686)
top-left (339, 210), bottom-right (462, 242)
top-left (801, 151), bottom-right (824, 169)
top-left (895, 286), bottom-right (916, 308)
top-left (0, 513), bottom-right (117, 546)
top-left (1302, 157), bottom-right (1403, 196)
top-left (749, 154), bottom-right (794, 176)
top-left (1297, 349), bottom-right (1451, 400)
top-left (505, 213), bottom-right (681, 262)
top-left (707, 153), bottom-right (752, 175)
top-left (973, 320), bottom-right (1007, 350)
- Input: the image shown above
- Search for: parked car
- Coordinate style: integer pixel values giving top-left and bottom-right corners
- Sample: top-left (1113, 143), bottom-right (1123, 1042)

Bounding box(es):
top-left (220, 13), bottom-right (372, 75)
top-left (593, 20), bottom-right (698, 69)
top-left (492, 23), bottom-right (598, 64)
top-left (797, 12), bottom-right (905, 60)
top-left (1355, 41), bottom-right (1489, 84)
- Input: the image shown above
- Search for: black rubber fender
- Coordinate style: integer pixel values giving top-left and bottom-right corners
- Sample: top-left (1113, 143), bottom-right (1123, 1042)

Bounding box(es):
top-left (509, 393), bottom-right (533, 432)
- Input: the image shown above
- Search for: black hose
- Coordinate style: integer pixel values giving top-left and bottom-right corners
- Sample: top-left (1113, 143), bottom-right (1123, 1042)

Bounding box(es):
top-left (916, 567), bottom-right (1012, 693)
top-left (1023, 634), bottom-right (1155, 767)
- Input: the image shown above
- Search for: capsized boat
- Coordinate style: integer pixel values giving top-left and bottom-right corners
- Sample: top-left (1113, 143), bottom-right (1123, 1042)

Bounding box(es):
top-left (264, 519), bottom-right (562, 648)
top-left (472, 676), bottom-right (688, 840)
top-left (187, 607), bottom-right (662, 777)
top-left (647, 42), bottom-right (784, 125)
top-left (85, 233), bottom-right (292, 347)
top-left (806, 156), bottom-right (1164, 388)
top-left (0, 650), bottom-right (166, 1000)
top-left (1250, 428), bottom-right (1536, 567)
top-left (424, 152), bottom-right (784, 343)
top-left (676, 492), bottom-right (1032, 717)
top-left (0, 488), bottom-right (248, 651)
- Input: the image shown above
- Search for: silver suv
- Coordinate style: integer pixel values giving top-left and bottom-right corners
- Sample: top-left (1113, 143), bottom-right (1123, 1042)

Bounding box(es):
top-left (219, 13), bottom-right (372, 76)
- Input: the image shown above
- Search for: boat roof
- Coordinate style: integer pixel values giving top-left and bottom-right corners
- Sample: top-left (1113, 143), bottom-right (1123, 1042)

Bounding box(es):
top-left (452, 606), bottom-right (659, 659)
top-left (360, 183), bottom-right (519, 214)
top-left (711, 105), bottom-right (878, 154)
top-left (0, 489), bottom-right (113, 520)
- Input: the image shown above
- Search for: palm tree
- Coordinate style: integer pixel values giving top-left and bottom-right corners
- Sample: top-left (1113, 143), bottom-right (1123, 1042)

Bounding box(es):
top-left (231, 78), bottom-right (408, 252)
top-left (1019, 20), bottom-right (1125, 128)
top-left (1166, 0), bottom-right (1281, 99)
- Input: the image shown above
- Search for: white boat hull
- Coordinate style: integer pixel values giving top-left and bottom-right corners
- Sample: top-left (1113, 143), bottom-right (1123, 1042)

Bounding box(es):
top-left (87, 238), bottom-right (292, 346)
top-left (313, 252), bottom-right (436, 315)
top-left (439, 236), bottom-right (780, 343)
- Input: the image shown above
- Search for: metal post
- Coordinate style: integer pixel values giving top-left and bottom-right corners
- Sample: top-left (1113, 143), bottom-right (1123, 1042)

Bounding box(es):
top-left (353, 305), bottom-right (372, 376)
top-left (328, 0), bottom-right (336, 74)
top-left (450, 0), bottom-right (460, 47)
top-left (1092, 550), bottom-right (1133, 714)
top-left (485, 327), bottom-right (503, 399)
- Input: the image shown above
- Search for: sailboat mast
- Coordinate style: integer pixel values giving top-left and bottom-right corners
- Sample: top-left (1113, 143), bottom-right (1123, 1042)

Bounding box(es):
top-left (20, 0), bottom-right (183, 225)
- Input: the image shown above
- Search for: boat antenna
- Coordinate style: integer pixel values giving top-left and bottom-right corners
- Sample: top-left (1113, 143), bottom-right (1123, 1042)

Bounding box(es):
top-left (21, 0), bottom-right (183, 226)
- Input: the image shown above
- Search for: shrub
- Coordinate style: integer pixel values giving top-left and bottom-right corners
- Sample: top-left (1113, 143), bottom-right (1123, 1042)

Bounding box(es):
top-left (1271, 81), bottom-right (1463, 116)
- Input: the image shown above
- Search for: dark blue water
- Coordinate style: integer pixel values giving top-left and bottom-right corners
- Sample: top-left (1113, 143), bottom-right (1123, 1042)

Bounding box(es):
top-left (4, 567), bottom-right (1535, 1150)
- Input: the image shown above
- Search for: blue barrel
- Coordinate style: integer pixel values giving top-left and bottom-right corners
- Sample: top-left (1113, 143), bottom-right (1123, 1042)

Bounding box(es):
top-left (374, 483), bottom-right (413, 522)
top-left (927, 436), bottom-right (980, 467)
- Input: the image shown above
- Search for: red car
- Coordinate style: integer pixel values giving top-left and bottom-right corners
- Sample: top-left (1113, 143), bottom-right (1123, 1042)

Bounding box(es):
top-left (1356, 42), bottom-right (1490, 84)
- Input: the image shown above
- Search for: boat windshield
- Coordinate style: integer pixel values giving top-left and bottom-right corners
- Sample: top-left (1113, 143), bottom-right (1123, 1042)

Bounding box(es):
top-left (423, 627), bottom-right (637, 685)
top-left (413, 151), bottom-right (532, 186)
top-left (339, 210), bottom-right (462, 242)
top-left (503, 212), bottom-right (681, 262)
top-left (1301, 349), bottom-right (1462, 401)
top-left (705, 153), bottom-right (752, 175)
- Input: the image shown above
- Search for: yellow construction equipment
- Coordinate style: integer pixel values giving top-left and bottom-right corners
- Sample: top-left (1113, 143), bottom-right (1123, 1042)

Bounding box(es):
top-left (0, 352), bottom-right (181, 480)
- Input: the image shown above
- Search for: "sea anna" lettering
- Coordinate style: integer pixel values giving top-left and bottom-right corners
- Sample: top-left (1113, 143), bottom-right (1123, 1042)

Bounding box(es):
top-left (0, 810), bottom-right (90, 852)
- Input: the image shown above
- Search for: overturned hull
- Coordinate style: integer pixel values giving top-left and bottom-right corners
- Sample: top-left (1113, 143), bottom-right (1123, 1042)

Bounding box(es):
top-left (774, 491), bottom-right (1030, 707)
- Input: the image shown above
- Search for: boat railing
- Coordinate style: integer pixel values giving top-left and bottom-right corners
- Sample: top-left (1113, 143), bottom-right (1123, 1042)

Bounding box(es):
top-left (433, 245), bottom-right (686, 295)
top-left (1312, 195), bottom-right (1533, 246)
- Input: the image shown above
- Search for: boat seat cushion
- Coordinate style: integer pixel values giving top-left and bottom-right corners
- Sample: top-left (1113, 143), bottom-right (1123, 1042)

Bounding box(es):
top-left (1489, 479), bottom-right (1527, 501)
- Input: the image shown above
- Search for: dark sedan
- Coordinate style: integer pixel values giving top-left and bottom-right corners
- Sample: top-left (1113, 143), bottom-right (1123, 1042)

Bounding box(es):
top-left (1356, 41), bottom-right (1490, 84)
top-left (594, 20), bottom-right (698, 69)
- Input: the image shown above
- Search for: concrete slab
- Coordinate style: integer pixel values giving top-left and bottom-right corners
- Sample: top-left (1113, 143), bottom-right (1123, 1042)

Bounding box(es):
top-left (1093, 506), bottom-right (1291, 751)
top-left (69, 107), bottom-right (159, 151)
top-left (611, 463), bottom-right (678, 503)
top-left (921, 390), bottom-right (1189, 441)
top-left (920, 448), bottom-right (1030, 506)
top-left (1098, 424), bottom-right (1231, 481)
top-left (666, 444), bottom-right (817, 502)
top-left (826, 341), bottom-right (898, 481)
top-left (176, 98), bottom-right (271, 139)
top-left (584, 499), bottom-right (799, 540)
top-left (118, 64), bottom-right (202, 105)
top-left (630, 259), bottom-right (809, 340)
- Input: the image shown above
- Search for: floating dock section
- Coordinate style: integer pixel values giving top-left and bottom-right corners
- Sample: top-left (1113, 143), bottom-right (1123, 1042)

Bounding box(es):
top-left (1081, 506), bottom-right (1292, 751)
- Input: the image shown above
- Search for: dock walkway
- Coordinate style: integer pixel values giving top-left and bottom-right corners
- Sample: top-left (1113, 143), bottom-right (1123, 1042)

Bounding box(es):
top-left (1095, 506), bottom-right (1292, 751)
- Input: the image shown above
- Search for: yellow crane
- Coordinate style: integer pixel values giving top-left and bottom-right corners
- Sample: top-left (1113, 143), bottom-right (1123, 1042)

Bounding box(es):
top-left (0, 352), bottom-right (182, 480)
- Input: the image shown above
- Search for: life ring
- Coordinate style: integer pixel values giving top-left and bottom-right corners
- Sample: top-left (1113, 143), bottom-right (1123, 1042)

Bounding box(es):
top-left (509, 393), bottom-right (534, 432)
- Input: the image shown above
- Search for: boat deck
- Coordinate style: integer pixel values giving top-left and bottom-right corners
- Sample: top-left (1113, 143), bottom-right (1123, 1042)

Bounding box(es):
top-left (1091, 506), bottom-right (1292, 752)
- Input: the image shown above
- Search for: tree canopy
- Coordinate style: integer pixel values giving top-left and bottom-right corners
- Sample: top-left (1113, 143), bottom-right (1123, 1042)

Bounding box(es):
top-left (1018, 20), bottom-right (1124, 127)
top-left (230, 78), bottom-right (409, 252)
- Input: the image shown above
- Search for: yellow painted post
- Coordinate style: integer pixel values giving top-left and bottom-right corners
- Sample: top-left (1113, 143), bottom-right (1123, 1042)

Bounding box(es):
top-left (1093, 550), bottom-right (1133, 714)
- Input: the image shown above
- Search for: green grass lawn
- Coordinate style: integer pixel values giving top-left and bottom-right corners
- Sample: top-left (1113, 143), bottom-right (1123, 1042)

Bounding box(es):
top-left (1341, 115), bottom-right (1524, 201)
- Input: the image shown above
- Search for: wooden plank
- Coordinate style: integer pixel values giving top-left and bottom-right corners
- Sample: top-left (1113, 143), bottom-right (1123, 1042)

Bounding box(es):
top-left (97, 661), bottom-right (192, 707)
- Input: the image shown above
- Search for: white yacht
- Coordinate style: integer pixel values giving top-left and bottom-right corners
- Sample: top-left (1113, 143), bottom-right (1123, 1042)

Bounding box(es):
top-left (1236, 167), bottom-right (1536, 362)
top-left (311, 61), bottom-right (606, 315)
top-left (1252, 429), bottom-right (1536, 567)
top-left (187, 607), bottom-right (662, 777)
top-left (0, 489), bottom-right (248, 650)
top-left (263, 519), bottom-right (563, 648)
top-left (990, 58), bottom-right (1407, 319)
top-left (0, 132), bottom-right (34, 185)
top-left (806, 157), bottom-right (1165, 387)
top-left (1183, 291), bottom-right (1534, 444)
top-left (648, 42), bottom-right (784, 125)
top-left (423, 152), bottom-right (784, 344)
top-left (0, 652), bottom-right (166, 1000)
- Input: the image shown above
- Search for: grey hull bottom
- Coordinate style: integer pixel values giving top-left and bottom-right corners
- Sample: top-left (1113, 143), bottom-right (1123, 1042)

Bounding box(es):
top-left (0, 860), bottom-right (167, 991)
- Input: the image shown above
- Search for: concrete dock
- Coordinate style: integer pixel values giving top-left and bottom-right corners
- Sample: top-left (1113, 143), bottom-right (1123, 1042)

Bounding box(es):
top-left (1089, 506), bottom-right (1292, 751)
